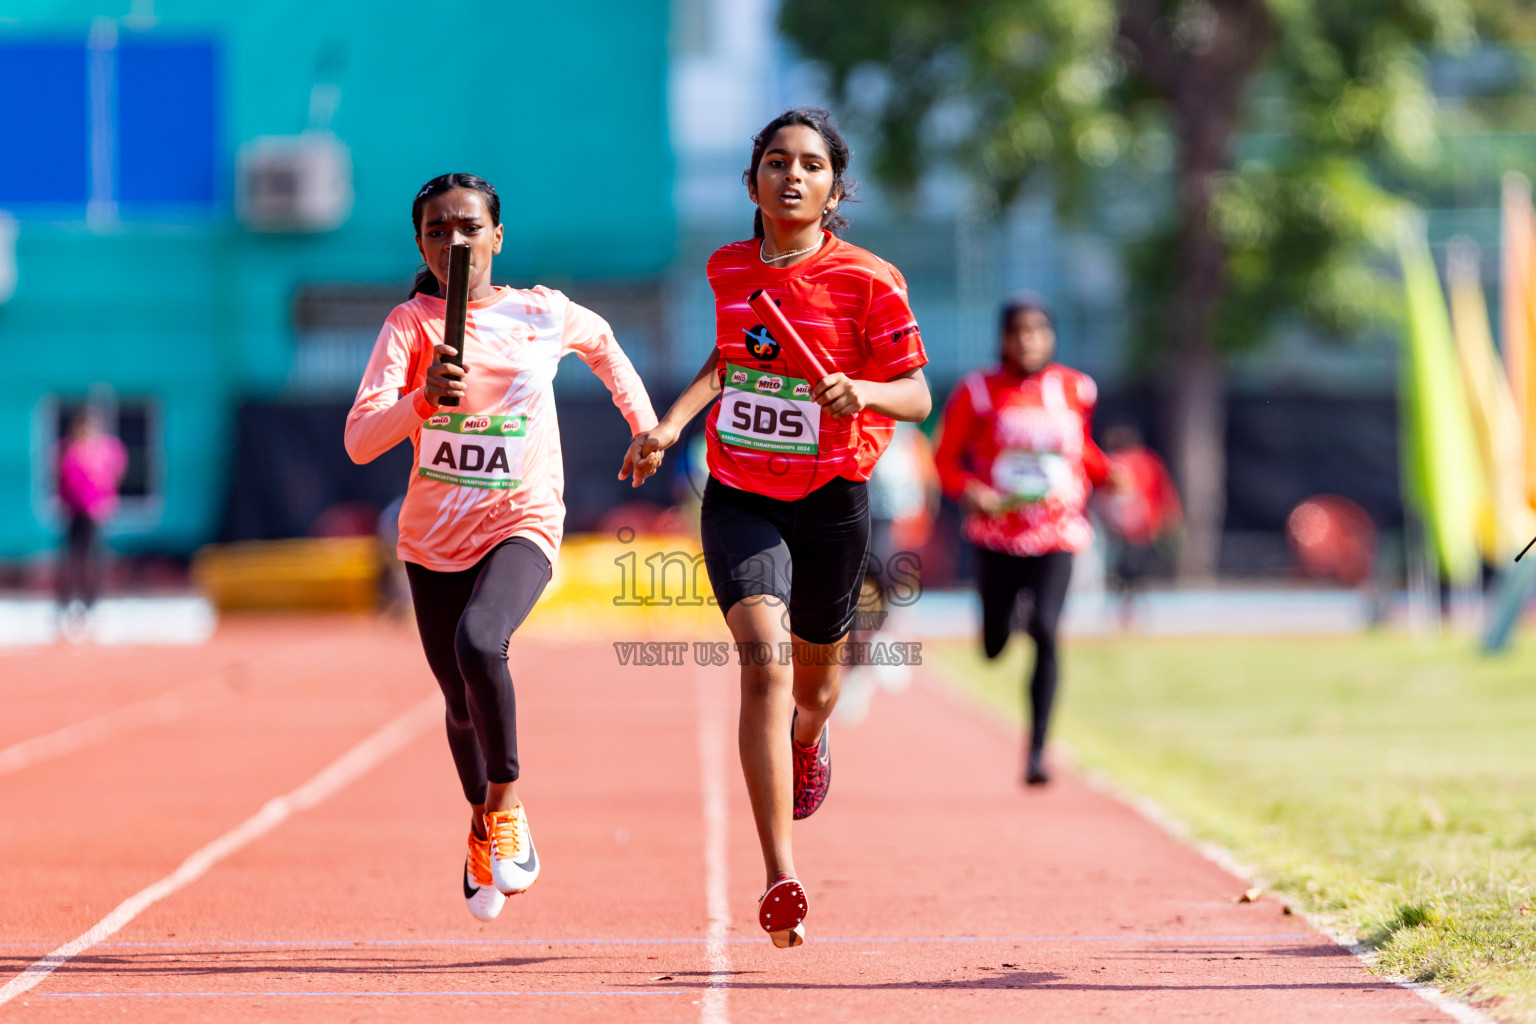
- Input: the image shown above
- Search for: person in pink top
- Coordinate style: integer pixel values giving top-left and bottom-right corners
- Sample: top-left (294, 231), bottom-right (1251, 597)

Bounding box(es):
top-left (55, 409), bottom-right (127, 617)
top-left (345, 173), bottom-right (660, 923)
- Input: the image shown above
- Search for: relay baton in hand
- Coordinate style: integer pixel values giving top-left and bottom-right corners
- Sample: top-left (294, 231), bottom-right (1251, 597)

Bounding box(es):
top-left (437, 243), bottom-right (472, 408)
top-left (747, 289), bottom-right (830, 385)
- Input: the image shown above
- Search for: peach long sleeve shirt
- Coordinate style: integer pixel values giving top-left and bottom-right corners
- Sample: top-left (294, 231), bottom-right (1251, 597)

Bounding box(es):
top-left (345, 285), bottom-right (657, 572)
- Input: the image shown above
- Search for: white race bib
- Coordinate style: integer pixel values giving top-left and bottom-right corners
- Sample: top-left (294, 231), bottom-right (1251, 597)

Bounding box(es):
top-left (417, 412), bottom-right (528, 490)
top-left (718, 364), bottom-right (821, 455)
top-left (993, 449), bottom-right (1069, 504)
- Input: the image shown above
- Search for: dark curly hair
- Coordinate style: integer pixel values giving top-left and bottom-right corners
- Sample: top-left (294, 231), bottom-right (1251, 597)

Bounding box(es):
top-left (743, 107), bottom-right (857, 239)
top-left (999, 291), bottom-right (1053, 335)
top-left (408, 173), bottom-right (501, 298)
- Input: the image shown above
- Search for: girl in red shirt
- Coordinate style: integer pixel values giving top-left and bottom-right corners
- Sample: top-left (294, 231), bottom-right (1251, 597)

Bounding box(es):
top-left (934, 295), bottom-right (1112, 785)
top-left (623, 108), bottom-right (931, 948)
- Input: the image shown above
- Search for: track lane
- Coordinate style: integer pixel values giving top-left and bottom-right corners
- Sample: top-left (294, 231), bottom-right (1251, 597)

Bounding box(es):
top-left (711, 671), bottom-right (1457, 1023)
top-left (1, 626), bottom-right (719, 1023)
top-left (0, 619), bottom-right (1465, 1023)
top-left (0, 620), bottom-right (428, 953)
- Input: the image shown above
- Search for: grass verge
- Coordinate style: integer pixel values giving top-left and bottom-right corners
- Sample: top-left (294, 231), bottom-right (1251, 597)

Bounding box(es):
top-left (929, 631), bottom-right (1536, 1021)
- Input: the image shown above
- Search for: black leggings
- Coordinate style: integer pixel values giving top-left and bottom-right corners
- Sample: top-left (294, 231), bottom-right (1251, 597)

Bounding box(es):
top-left (405, 537), bottom-right (551, 804)
top-left (976, 547), bottom-right (1074, 754)
top-left (57, 512), bottom-right (104, 607)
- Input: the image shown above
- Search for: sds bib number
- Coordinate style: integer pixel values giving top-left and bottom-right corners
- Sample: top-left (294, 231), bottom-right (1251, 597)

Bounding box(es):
top-left (717, 363), bottom-right (821, 455)
top-left (728, 397), bottom-right (808, 439)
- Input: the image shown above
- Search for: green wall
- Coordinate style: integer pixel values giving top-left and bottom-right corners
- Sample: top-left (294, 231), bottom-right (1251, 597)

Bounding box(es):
top-left (0, 0), bottom-right (673, 556)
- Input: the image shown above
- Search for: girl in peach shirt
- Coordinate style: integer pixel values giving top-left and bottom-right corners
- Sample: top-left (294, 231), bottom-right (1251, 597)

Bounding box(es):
top-left (346, 173), bottom-right (659, 921)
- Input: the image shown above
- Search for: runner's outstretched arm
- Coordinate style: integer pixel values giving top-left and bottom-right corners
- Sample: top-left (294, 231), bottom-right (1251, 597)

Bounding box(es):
top-left (620, 346), bottom-right (722, 486)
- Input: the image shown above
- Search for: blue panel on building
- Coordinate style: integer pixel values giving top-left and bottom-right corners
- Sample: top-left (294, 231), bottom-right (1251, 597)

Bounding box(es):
top-left (118, 40), bottom-right (219, 205)
top-left (0, 42), bottom-right (89, 204)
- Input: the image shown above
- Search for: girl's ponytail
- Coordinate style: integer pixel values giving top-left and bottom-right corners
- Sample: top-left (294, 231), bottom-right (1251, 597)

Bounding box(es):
top-left (409, 264), bottom-right (441, 298)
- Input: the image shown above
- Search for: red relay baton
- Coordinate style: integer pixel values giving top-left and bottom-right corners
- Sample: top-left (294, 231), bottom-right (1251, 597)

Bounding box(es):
top-left (747, 289), bottom-right (830, 385)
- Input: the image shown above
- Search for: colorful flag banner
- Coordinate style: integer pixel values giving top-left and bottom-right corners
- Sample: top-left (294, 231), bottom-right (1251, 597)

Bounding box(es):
top-left (1396, 216), bottom-right (1482, 585)
top-left (1500, 174), bottom-right (1536, 508)
top-left (1448, 238), bottom-right (1534, 562)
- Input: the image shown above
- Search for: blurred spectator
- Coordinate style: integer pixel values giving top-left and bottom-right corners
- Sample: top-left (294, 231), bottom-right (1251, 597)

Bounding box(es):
top-left (311, 500), bottom-right (382, 537)
top-left (1097, 424), bottom-right (1182, 627)
top-left (377, 496), bottom-right (411, 618)
top-left (55, 409), bottom-right (127, 634)
top-left (1285, 494), bottom-right (1377, 588)
top-left (839, 422), bottom-right (939, 724)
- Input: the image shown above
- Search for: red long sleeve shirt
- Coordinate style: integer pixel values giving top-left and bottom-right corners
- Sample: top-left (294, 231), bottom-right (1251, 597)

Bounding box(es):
top-left (934, 363), bottom-right (1109, 556)
top-left (1099, 446), bottom-right (1182, 546)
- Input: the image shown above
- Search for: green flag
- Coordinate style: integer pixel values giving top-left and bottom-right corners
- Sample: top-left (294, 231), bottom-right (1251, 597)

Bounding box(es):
top-left (1397, 217), bottom-right (1483, 584)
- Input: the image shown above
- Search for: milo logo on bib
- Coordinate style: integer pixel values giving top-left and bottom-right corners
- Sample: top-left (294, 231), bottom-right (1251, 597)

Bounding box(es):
top-left (719, 363), bottom-right (820, 456)
top-left (418, 412), bottom-right (529, 490)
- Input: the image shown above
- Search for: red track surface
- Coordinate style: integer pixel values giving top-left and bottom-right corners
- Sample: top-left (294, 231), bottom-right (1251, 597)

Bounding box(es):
top-left (0, 617), bottom-right (1456, 1022)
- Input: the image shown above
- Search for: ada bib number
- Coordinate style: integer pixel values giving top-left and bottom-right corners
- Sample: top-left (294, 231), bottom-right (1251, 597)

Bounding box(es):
top-left (418, 412), bottom-right (528, 490)
top-left (718, 363), bottom-right (821, 455)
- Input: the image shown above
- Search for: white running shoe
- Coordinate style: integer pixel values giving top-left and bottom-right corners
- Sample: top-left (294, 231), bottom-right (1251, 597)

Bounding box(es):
top-left (463, 828), bottom-right (506, 921)
top-left (486, 804), bottom-right (540, 895)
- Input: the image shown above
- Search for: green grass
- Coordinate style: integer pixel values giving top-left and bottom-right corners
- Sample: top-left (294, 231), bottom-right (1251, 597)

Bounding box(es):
top-left (930, 631), bottom-right (1536, 1021)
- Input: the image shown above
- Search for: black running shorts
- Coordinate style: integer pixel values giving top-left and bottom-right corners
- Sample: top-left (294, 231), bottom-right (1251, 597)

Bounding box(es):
top-left (700, 475), bottom-right (871, 645)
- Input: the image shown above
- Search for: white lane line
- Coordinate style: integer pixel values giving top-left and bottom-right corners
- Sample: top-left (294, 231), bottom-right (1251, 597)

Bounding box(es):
top-left (1078, 763), bottom-right (1499, 1024)
top-left (0, 932), bottom-right (1312, 949)
top-left (695, 667), bottom-right (731, 1024)
top-left (0, 670), bottom-right (232, 778)
top-left (36, 990), bottom-right (686, 998)
top-left (0, 697), bottom-right (438, 1007)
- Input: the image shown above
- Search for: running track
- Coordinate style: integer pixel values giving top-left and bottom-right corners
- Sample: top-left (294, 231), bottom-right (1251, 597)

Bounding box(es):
top-left (0, 617), bottom-right (1460, 1022)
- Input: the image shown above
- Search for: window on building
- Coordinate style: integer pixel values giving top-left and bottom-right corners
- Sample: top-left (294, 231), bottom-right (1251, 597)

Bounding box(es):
top-left (0, 34), bottom-right (219, 215)
top-left (0, 42), bottom-right (89, 204)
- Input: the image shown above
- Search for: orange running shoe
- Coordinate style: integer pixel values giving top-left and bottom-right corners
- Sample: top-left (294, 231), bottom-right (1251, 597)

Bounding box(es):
top-left (486, 804), bottom-right (540, 896)
top-left (463, 827), bottom-right (506, 921)
top-left (758, 875), bottom-right (808, 948)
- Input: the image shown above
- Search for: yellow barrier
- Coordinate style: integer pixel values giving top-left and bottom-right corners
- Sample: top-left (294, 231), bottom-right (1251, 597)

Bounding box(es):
top-left (525, 533), bottom-right (723, 639)
top-left (192, 537), bottom-right (383, 612)
top-left (191, 532), bottom-right (730, 636)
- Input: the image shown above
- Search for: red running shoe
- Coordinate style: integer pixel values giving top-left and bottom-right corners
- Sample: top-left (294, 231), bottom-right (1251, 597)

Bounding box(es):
top-left (792, 710), bottom-right (831, 821)
top-left (758, 874), bottom-right (808, 948)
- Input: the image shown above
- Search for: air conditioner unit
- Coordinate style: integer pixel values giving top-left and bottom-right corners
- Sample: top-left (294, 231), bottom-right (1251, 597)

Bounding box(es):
top-left (236, 131), bottom-right (353, 232)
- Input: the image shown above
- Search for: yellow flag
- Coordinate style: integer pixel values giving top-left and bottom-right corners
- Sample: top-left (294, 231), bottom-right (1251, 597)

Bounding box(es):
top-left (1397, 217), bottom-right (1483, 583)
top-left (1449, 238), bottom-right (1534, 561)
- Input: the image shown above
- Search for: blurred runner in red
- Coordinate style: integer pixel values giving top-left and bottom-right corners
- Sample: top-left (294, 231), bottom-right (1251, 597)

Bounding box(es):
top-left (840, 422), bottom-right (939, 724)
top-left (345, 173), bottom-right (659, 922)
top-left (1098, 424), bottom-right (1182, 627)
top-left (935, 294), bottom-right (1114, 786)
top-left (624, 107), bottom-right (931, 948)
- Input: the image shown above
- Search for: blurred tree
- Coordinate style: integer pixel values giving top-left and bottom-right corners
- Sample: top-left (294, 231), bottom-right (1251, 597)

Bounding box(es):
top-left (781, 0), bottom-right (1530, 580)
